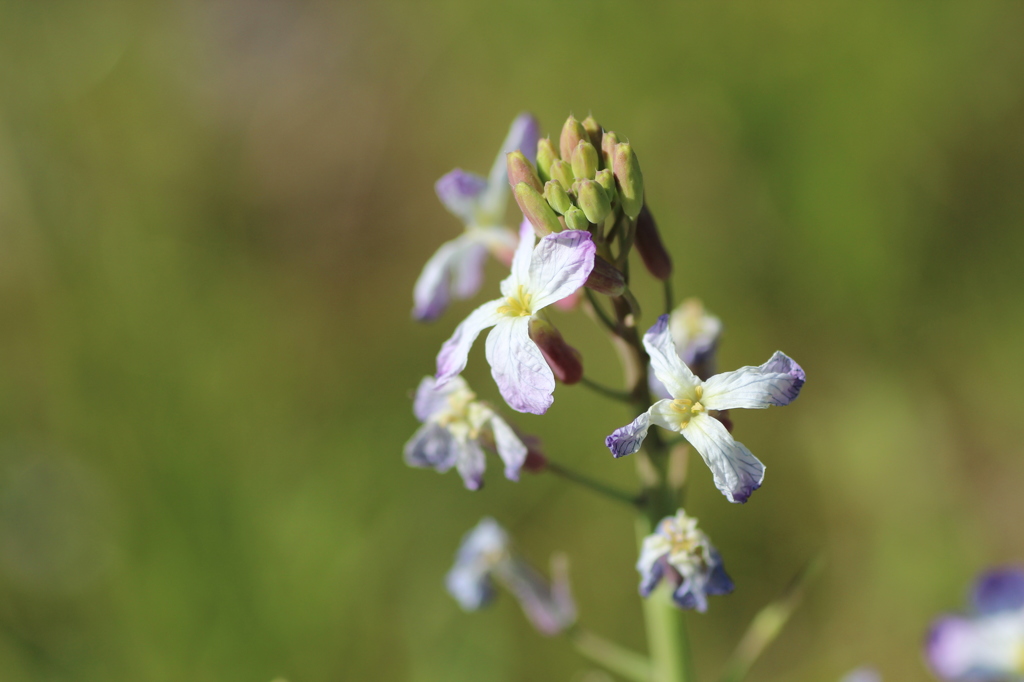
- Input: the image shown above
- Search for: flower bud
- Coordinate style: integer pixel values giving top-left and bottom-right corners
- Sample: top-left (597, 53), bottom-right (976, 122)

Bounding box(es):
top-left (634, 205), bottom-right (672, 280)
top-left (595, 168), bottom-right (617, 206)
top-left (601, 130), bottom-right (619, 171)
top-left (543, 180), bottom-right (572, 215)
top-left (563, 206), bottom-right (589, 231)
top-left (559, 115), bottom-right (588, 161)
top-left (513, 182), bottom-right (561, 236)
top-left (570, 140), bottom-right (599, 180)
top-left (581, 115), bottom-right (602, 150)
top-left (549, 159), bottom-right (575, 191)
top-left (536, 137), bottom-right (559, 183)
top-left (584, 255), bottom-right (626, 296)
top-left (529, 318), bottom-right (583, 385)
top-left (507, 151), bottom-right (543, 194)
top-left (575, 179), bottom-right (611, 224)
top-left (613, 143), bottom-right (644, 219)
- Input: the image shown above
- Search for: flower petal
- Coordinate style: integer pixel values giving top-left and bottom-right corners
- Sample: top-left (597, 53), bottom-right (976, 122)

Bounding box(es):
top-left (403, 422), bottom-right (458, 472)
top-left (606, 409), bottom-right (656, 458)
top-left (412, 239), bottom-right (461, 322)
top-left (502, 219), bottom-right (535, 296)
top-left (973, 568), bottom-right (1024, 615)
top-left (702, 351), bottom-right (805, 411)
top-left (451, 240), bottom-right (489, 300)
top-left (480, 113), bottom-right (542, 220)
top-left (435, 169), bottom-right (489, 224)
top-left (637, 534), bottom-right (672, 597)
top-left (446, 518), bottom-right (508, 610)
top-left (412, 375), bottom-right (468, 422)
top-left (682, 414), bottom-right (765, 503)
top-left (643, 315), bottom-right (701, 399)
top-left (455, 437), bottom-right (487, 490)
top-left (485, 317), bottom-right (555, 414)
top-left (435, 299), bottom-right (503, 386)
top-left (489, 414), bottom-right (528, 481)
top-left (704, 549), bottom-right (735, 596)
top-left (527, 230), bottom-right (596, 309)
top-left (496, 555), bottom-right (576, 636)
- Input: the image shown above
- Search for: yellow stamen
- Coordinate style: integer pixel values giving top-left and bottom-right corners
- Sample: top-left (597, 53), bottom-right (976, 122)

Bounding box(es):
top-left (496, 284), bottom-right (534, 317)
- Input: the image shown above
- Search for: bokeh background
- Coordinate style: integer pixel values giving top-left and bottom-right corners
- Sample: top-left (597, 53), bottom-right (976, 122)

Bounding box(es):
top-left (1, 1), bottom-right (1023, 680)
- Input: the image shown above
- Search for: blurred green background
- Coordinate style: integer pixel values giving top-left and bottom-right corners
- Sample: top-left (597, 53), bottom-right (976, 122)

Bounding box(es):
top-left (1, 1), bottom-right (1023, 680)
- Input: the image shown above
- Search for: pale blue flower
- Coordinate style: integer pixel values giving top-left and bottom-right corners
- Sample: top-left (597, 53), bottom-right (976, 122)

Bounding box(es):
top-left (636, 509), bottom-right (733, 612)
top-left (404, 376), bottom-right (527, 490)
top-left (413, 113), bottom-right (540, 321)
top-left (607, 315), bottom-right (804, 503)
top-left (435, 222), bottom-right (595, 415)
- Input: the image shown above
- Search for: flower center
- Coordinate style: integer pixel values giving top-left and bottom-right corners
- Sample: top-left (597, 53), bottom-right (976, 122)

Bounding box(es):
top-left (669, 385), bottom-right (705, 428)
top-left (496, 285), bottom-right (534, 317)
top-left (438, 388), bottom-right (476, 427)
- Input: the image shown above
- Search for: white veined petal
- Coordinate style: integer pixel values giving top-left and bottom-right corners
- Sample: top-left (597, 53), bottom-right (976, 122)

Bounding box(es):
top-left (485, 316), bottom-right (555, 415)
top-left (682, 414), bottom-right (765, 504)
top-left (435, 300), bottom-right (504, 386)
top-left (642, 315), bottom-right (701, 398)
top-left (502, 220), bottom-right (535, 296)
top-left (489, 414), bottom-right (528, 481)
top-left (648, 399), bottom-right (686, 432)
top-left (701, 351), bottom-right (805, 411)
top-left (413, 375), bottom-right (469, 422)
top-left (605, 409), bottom-right (653, 458)
top-left (526, 230), bottom-right (596, 309)
top-left (454, 437), bottom-right (487, 491)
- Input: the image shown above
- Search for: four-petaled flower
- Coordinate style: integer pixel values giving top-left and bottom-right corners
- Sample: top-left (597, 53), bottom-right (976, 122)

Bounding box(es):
top-left (413, 113), bottom-right (540, 321)
top-left (446, 517), bottom-right (576, 635)
top-left (404, 376), bottom-right (527, 491)
top-left (650, 297), bottom-right (723, 399)
top-left (927, 567), bottom-right (1024, 681)
top-left (435, 222), bottom-right (595, 414)
top-left (636, 509), bottom-right (733, 612)
top-left (606, 315), bottom-right (804, 503)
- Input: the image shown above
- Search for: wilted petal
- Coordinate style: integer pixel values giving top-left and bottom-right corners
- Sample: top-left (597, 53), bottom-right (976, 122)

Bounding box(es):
top-left (704, 549), bottom-right (735, 596)
top-left (606, 409), bottom-right (657, 458)
top-left (435, 300), bottom-right (503, 386)
top-left (497, 555), bottom-right (576, 636)
top-left (973, 568), bottom-right (1024, 615)
top-left (682, 414), bottom-right (765, 503)
top-left (490, 414), bottom-right (528, 481)
top-left (480, 113), bottom-right (542, 219)
top-left (403, 422), bottom-right (458, 472)
top-left (455, 437), bottom-right (487, 490)
top-left (527, 230), bottom-right (596, 309)
top-left (637, 534), bottom-right (672, 597)
top-left (446, 518), bottom-right (509, 611)
top-left (643, 315), bottom-right (701, 399)
top-left (436, 169), bottom-right (489, 224)
top-left (702, 351), bottom-right (805, 410)
top-left (485, 317), bottom-right (555, 414)
top-left (413, 375), bottom-right (468, 422)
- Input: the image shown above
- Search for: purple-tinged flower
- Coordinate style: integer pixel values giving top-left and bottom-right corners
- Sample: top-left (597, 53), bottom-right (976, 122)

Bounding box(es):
top-left (926, 567), bottom-right (1024, 681)
top-left (841, 668), bottom-right (882, 682)
top-left (650, 297), bottom-right (723, 399)
top-left (446, 518), bottom-right (576, 635)
top-left (435, 222), bottom-right (596, 414)
top-left (606, 315), bottom-right (804, 503)
top-left (413, 113), bottom-right (541, 322)
top-left (636, 509), bottom-right (733, 612)
top-left (404, 376), bottom-right (527, 490)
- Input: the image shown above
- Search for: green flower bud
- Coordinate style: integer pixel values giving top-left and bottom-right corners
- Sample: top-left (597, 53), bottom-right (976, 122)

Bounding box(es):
top-left (601, 130), bottom-right (619, 171)
top-left (570, 140), bottom-right (599, 180)
top-left (549, 159), bottom-right (575, 191)
top-left (506, 151), bottom-right (543, 194)
top-left (563, 206), bottom-right (589, 231)
top-left (581, 115), bottom-right (602, 150)
top-left (595, 168), bottom-right (617, 205)
top-left (575, 179), bottom-right (611, 224)
top-left (536, 137), bottom-right (559, 182)
top-left (513, 182), bottom-right (561, 236)
top-left (559, 115), bottom-right (588, 161)
top-left (613, 143), bottom-right (644, 219)
top-left (543, 180), bottom-right (572, 215)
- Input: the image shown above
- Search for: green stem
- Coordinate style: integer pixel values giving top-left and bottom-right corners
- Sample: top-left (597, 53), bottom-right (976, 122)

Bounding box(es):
top-left (545, 461), bottom-right (641, 507)
top-left (584, 288), bottom-right (621, 336)
top-left (663, 278), bottom-right (675, 316)
top-left (569, 626), bottom-right (652, 682)
top-left (579, 375), bottom-right (634, 403)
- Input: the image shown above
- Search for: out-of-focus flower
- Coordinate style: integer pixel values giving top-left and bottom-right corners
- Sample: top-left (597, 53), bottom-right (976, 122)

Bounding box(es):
top-left (840, 668), bottom-right (882, 682)
top-left (636, 509), bottom-right (733, 612)
top-left (413, 113), bottom-right (540, 321)
top-left (435, 222), bottom-right (595, 414)
top-left (650, 297), bottom-right (722, 399)
top-left (403, 376), bottom-right (527, 490)
top-left (446, 518), bottom-right (576, 635)
top-left (606, 315), bottom-right (804, 503)
top-left (926, 567), bottom-right (1024, 681)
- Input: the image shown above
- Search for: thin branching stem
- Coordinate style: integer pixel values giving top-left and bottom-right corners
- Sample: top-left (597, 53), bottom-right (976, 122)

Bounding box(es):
top-left (545, 460), bottom-right (641, 507)
top-left (579, 375), bottom-right (634, 403)
top-left (569, 626), bottom-right (653, 682)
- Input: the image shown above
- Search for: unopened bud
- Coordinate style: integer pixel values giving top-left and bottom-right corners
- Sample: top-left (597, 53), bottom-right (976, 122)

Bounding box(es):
top-left (507, 151), bottom-right (543, 194)
top-left (595, 169), bottom-right (617, 206)
top-left (613, 143), bottom-right (644, 219)
top-left (634, 204), bottom-right (672, 280)
top-left (570, 140), bottom-right (599, 180)
top-left (549, 159), bottom-right (575, 191)
top-left (514, 182), bottom-right (561, 236)
top-left (584, 255), bottom-right (626, 296)
top-left (559, 115), bottom-right (588, 161)
top-left (563, 206), bottom-right (589, 231)
top-left (601, 130), bottom-right (619, 171)
top-left (581, 115), bottom-right (602, 150)
top-left (536, 138), bottom-right (559, 182)
top-left (543, 181), bottom-right (572, 215)
top-left (575, 179), bottom-right (611, 224)
top-left (529, 318), bottom-right (583, 385)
